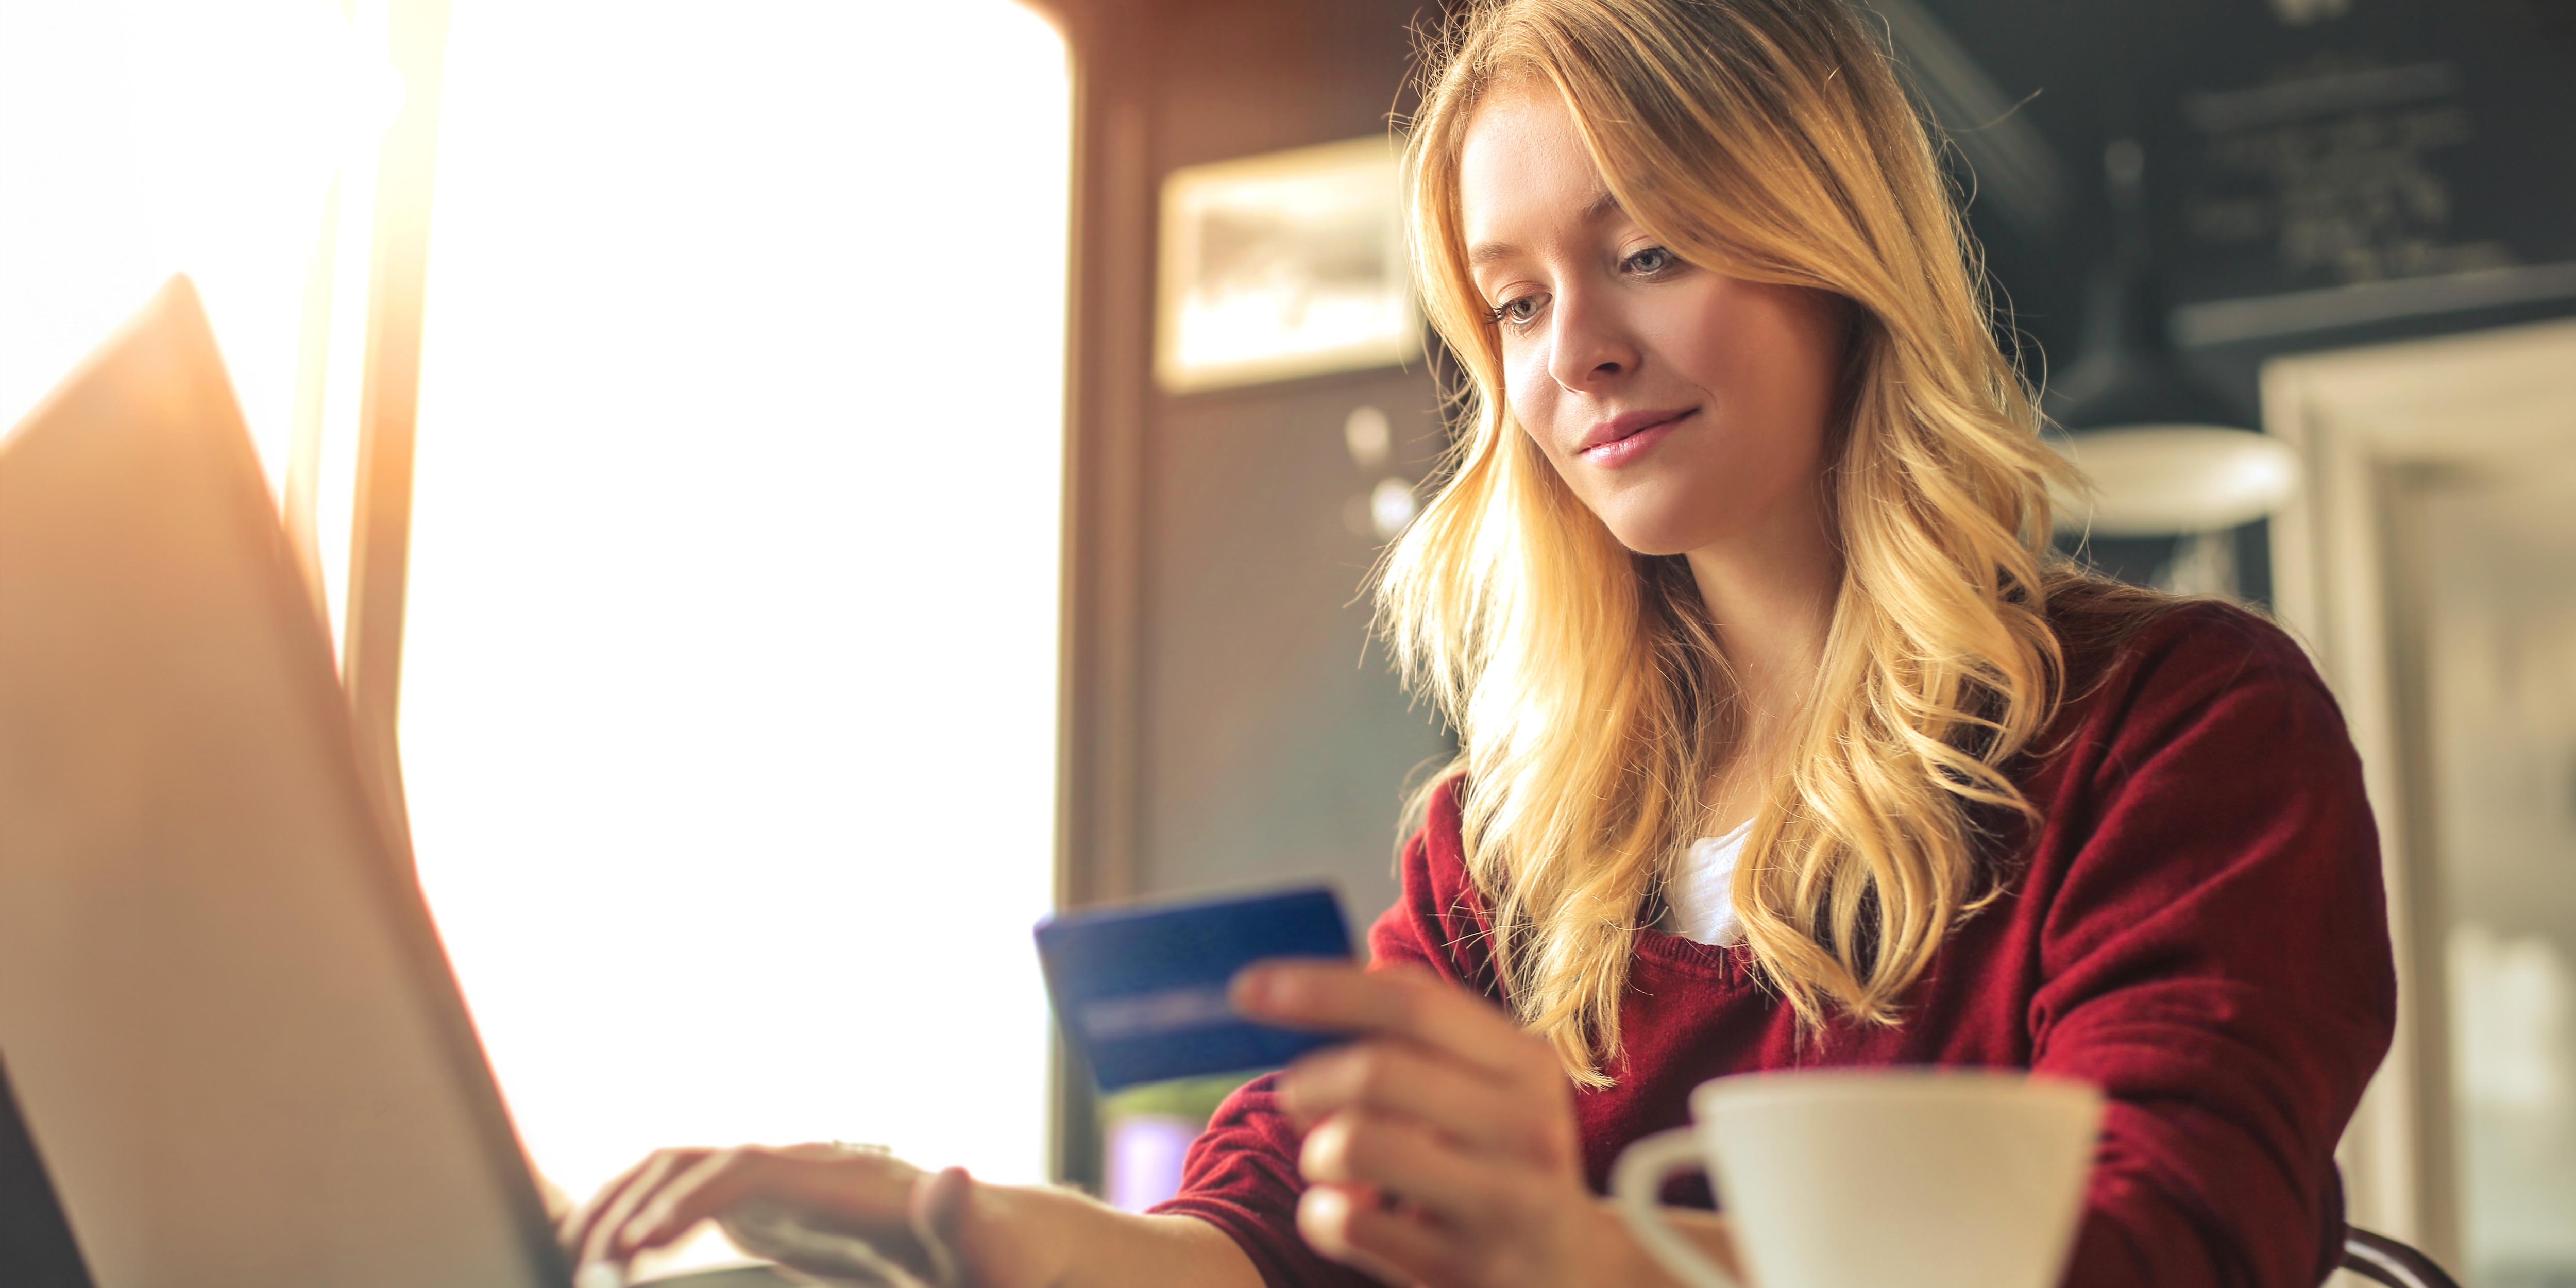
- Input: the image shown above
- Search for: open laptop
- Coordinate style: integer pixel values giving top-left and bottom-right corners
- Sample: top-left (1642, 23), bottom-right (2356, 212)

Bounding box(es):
top-left (0, 278), bottom-right (569, 1288)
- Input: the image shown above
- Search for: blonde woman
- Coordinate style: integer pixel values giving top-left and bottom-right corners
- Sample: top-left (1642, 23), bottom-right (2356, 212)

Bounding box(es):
top-left (565, 1), bottom-right (2395, 1284)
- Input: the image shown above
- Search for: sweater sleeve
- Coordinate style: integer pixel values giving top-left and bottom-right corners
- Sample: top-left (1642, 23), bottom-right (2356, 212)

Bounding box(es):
top-left (1147, 783), bottom-right (1483, 1287)
top-left (2032, 608), bottom-right (2397, 1288)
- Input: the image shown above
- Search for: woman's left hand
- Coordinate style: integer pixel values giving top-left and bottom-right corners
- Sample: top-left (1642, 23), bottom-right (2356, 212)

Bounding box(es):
top-left (1232, 961), bottom-right (1652, 1288)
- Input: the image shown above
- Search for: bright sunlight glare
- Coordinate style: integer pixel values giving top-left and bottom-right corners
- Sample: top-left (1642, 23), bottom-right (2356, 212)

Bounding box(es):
top-left (0, 0), bottom-right (394, 494)
top-left (398, 2), bottom-right (1070, 1272)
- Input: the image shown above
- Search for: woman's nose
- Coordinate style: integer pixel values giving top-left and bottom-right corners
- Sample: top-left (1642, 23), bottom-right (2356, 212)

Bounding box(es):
top-left (1544, 292), bottom-right (1639, 392)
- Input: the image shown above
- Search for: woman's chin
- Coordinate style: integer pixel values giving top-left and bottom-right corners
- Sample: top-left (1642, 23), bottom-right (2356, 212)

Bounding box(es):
top-left (1598, 518), bottom-right (1708, 560)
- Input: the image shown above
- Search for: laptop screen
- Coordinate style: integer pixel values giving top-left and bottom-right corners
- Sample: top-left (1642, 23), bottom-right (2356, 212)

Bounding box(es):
top-left (0, 279), bottom-right (566, 1288)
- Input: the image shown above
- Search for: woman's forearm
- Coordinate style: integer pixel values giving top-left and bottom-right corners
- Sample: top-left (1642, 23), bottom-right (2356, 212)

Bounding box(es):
top-left (963, 1182), bottom-right (1265, 1288)
top-left (968, 1182), bottom-right (1737, 1288)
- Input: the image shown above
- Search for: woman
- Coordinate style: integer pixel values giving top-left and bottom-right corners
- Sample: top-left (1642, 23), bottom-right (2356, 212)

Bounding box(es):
top-left (564, 1), bottom-right (2395, 1284)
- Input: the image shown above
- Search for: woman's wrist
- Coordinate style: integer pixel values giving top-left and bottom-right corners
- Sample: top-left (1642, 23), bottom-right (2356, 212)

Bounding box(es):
top-left (947, 1177), bottom-right (1257, 1288)
top-left (1586, 1197), bottom-right (1741, 1288)
top-left (946, 1177), bottom-right (1083, 1288)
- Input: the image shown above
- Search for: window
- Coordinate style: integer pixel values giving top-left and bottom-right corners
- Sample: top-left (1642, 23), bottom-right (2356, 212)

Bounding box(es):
top-left (0, 0), bottom-right (389, 606)
top-left (399, 3), bottom-right (1070, 1269)
top-left (7, 2), bottom-right (1074, 1277)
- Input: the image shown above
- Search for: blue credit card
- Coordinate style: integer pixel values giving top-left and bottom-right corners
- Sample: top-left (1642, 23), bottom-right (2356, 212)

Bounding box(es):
top-left (1035, 884), bottom-right (1354, 1092)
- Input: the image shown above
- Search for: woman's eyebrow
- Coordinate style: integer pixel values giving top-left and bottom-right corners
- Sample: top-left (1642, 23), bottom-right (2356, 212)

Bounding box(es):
top-left (1466, 191), bottom-right (1629, 267)
top-left (1577, 189), bottom-right (1626, 223)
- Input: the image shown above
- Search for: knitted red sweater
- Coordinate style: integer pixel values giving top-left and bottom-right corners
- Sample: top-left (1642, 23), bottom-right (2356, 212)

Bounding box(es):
top-left (1154, 599), bottom-right (2398, 1288)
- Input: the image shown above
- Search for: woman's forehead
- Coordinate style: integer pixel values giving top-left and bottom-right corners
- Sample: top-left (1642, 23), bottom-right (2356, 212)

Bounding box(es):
top-left (1457, 86), bottom-right (1624, 259)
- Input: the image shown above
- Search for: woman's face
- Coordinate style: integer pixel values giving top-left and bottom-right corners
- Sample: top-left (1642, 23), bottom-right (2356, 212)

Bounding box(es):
top-left (1457, 84), bottom-right (1846, 559)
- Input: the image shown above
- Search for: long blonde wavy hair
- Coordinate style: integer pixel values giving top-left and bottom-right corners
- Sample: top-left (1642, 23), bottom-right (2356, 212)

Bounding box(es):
top-left (1379, 0), bottom-right (2091, 1085)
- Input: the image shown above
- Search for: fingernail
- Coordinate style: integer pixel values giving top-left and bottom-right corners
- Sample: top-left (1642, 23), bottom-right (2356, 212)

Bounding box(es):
top-left (1276, 1076), bottom-right (1312, 1125)
top-left (1231, 965), bottom-right (1278, 1011)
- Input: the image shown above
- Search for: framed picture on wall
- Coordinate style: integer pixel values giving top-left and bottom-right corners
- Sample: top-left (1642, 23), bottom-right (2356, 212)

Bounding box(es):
top-left (1155, 136), bottom-right (1418, 393)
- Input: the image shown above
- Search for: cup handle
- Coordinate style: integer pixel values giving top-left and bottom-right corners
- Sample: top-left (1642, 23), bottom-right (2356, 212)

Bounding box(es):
top-left (1608, 1127), bottom-right (1741, 1288)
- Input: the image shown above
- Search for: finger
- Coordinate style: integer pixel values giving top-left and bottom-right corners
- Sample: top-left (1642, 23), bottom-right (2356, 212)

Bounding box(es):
top-left (1299, 1108), bottom-right (1506, 1231)
top-left (613, 1146), bottom-right (766, 1259)
top-left (564, 1148), bottom-right (707, 1251)
top-left (560, 1150), bottom-right (674, 1253)
top-left (1279, 1039), bottom-right (1533, 1155)
top-left (566, 1149), bottom-right (706, 1269)
top-left (1234, 962), bottom-right (1538, 1082)
top-left (908, 1166), bottom-right (975, 1288)
top-left (620, 1145), bottom-right (919, 1257)
top-left (535, 1173), bottom-right (575, 1224)
top-left (1297, 1183), bottom-right (1457, 1287)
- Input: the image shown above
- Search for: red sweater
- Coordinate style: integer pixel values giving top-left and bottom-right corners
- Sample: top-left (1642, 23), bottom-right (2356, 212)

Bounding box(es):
top-left (1154, 600), bottom-right (2398, 1288)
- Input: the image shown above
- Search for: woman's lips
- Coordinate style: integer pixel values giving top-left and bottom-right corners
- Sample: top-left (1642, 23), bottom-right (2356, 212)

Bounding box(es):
top-left (1578, 408), bottom-right (1693, 467)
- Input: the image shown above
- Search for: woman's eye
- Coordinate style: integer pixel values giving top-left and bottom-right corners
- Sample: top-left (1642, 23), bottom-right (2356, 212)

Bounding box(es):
top-left (1623, 246), bottom-right (1675, 276)
top-left (1486, 294), bottom-right (1548, 329)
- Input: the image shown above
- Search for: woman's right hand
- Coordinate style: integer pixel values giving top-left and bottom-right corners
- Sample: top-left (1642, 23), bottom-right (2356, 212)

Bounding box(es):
top-left (557, 1143), bottom-right (1014, 1288)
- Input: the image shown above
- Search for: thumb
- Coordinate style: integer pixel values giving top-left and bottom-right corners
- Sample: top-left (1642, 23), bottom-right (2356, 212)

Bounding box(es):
top-left (907, 1166), bottom-right (978, 1288)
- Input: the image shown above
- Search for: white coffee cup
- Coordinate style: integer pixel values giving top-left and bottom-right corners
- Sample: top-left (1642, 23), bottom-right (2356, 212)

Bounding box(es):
top-left (1608, 1067), bottom-right (2103, 1288)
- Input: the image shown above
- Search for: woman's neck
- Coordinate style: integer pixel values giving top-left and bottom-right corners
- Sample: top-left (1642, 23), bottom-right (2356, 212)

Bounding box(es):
top-left (1684, 485), bottom-right (1840, 826)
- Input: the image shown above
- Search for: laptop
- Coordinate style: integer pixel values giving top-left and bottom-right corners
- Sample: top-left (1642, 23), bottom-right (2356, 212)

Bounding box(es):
top-left (0, 278), bottom-right (569, 1288)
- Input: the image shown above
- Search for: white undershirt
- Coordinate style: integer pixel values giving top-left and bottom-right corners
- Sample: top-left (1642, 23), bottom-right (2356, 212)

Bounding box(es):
top-left (1662, 820), bottom-right (1753, 946)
